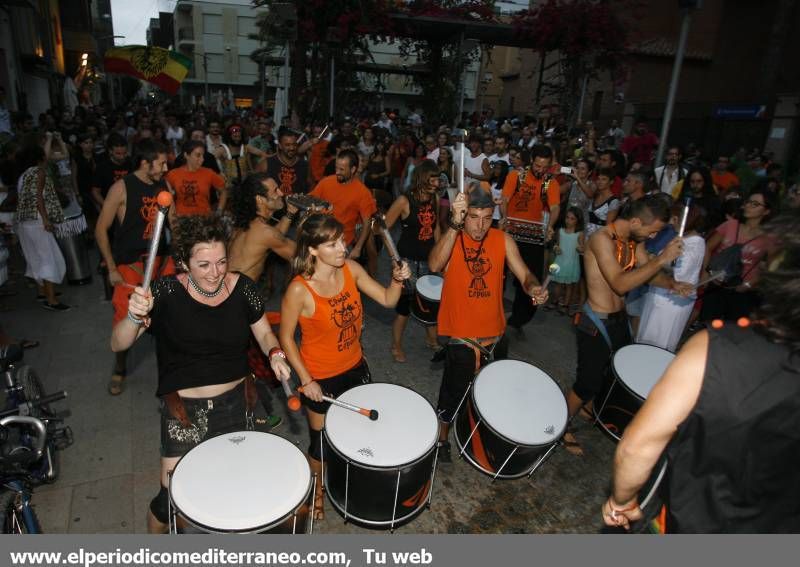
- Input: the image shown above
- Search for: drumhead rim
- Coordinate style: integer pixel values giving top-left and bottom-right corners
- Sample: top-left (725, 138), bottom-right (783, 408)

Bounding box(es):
top-left (168, 431), bottom-right (313, 531)
top-left (470, 359), bottom-right (569, 446)
top-left (323, 383), bottom-right (439, 467)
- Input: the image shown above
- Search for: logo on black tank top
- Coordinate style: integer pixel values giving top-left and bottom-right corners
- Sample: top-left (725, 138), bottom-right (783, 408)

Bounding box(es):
top-left (279, 165), bottom-right (297, 195)
top-left (417, 204), bottom-right (435, 242)
top-left (140, 195), bottom-right (159, 240)
top-left (329, 291), bottom-right (362, 352)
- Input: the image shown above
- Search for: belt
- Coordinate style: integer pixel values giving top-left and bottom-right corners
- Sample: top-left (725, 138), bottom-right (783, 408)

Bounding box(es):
top-left (593, 310), bottom-right (627, 322)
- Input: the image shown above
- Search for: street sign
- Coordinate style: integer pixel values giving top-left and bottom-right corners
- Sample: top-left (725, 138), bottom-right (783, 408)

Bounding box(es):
top-left (714, 105), bottom-right (767, 119)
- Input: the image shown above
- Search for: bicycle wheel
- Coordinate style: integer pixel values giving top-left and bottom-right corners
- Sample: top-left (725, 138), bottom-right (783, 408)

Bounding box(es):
top-left (14, 365), bottom-right (60, 483)
top-left (15, 365), bottom-right (53, 417)
top-left (0, 489), bottom-right (41, 534)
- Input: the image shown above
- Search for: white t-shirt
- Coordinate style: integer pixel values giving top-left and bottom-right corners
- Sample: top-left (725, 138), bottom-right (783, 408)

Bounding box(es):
top-left (464, 152), bottom-right (487, 178)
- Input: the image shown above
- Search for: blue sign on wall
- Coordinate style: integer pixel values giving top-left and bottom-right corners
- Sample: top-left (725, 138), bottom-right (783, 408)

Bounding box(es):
top-left (714, 105), bottom-right (767, 119)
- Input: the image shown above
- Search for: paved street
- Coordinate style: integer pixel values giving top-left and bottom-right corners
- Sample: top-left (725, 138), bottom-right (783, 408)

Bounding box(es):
top-left (1, 248), bottom-right (618, 534)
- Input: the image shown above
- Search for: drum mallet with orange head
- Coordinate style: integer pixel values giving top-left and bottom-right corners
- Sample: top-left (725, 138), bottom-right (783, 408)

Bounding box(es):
top-left (298, 386), bottom-right (379, 420)
top-left (141, 191), bottom-right (173, 291)
top-left (280, 379), bottom-right (302, 412)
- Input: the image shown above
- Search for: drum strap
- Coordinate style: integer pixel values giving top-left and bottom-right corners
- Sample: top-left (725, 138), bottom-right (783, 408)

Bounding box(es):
top-left (162, 376), bottom-right (258, 430)
top-left (451, 337), bottom-right (501, 374)
top-left (581, 303), bottom-right (612, 350)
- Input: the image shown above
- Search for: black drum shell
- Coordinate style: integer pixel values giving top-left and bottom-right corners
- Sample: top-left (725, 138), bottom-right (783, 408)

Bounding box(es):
top-left (454, 395), bottom-right (556, 479)
top-left (323, 434), bottom-right (436, 527)
top-left (593, 368), bottom-right (646, 442)
top-left (409, 289), bottom-right (440, 326)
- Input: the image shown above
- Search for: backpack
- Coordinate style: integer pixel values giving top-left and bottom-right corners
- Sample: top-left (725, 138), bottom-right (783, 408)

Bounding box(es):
top-left (707, 222), bottom-right (759, 287)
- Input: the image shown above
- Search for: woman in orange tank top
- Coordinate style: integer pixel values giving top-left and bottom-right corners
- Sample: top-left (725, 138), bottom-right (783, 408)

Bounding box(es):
top-left (279, 213), bottom-right (410, 519)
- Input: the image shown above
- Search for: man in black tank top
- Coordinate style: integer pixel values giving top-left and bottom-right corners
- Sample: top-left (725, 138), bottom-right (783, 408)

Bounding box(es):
top-left (266, 128), bottom-right (309, 196)
top-left (95, 140), bottom-right (176, 396)
top-left (603, 209), bottom-right (800, 533)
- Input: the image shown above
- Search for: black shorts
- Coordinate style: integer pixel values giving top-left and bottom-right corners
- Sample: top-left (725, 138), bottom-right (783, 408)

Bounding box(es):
top-left (159, 380), bottom-right (248, 458)
top-left (436, 336), bottom-right (508, 423)
top-left (573, 312), bottom-right (631, 402)
top-left (301, 359), bottom-right (371, 415)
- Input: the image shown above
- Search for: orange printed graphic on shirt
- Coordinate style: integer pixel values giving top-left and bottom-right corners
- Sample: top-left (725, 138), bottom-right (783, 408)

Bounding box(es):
top-left (417, 203), bottom-right (436, 242)
top-left (278, 165), bottom-right (298, 195)
top-left (140, 195), bottom-right (159, 240)
top-left (329, 290), bottom-right (362, 352)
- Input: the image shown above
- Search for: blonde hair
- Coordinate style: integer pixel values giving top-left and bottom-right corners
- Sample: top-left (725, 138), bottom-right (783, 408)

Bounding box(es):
top-left (292, 213), bottom-right (344, 278)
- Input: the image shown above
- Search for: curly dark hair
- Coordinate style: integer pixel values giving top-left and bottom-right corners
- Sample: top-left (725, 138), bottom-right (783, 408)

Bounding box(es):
top-left (754, 208), bottom-right (800, 357)
top-left (229, 173), bottom-right (272, 230)
top-left (172, 215), bottom-right (228, 266)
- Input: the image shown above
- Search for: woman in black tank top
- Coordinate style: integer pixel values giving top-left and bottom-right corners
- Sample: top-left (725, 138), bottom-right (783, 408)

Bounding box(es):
top-left (382, 159), bottom-right (442, 362)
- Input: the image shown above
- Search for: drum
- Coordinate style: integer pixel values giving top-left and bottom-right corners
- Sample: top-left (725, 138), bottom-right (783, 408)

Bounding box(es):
top-left (55, 198), bottom-right (91, 285)
top-left (454, 360), bottom-right (568, 479)
top-left (323, 383), bottom-right (438, 529)
top-left (593, 344), bottom-right (676, 441)
top-left (410, 275), bottom-right (443, 326)
top-left (169, 431), bottom-right (314, 533)
top-left (505, 216), bottom-right (545, 245)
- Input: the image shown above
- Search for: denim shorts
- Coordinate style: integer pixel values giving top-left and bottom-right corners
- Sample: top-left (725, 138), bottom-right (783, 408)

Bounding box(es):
top-left (160, 380), bottom-right (248, 458)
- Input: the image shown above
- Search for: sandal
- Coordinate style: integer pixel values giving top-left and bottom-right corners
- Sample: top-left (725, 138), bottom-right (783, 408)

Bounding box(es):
top-left (391, 346), bottom-right (407, 363)
top-left (562, 429), bottom-right (584, 457)
top-left (425, 339), bottom-right (441, 351)
top-left (108, 373), bottom-right (126, 396)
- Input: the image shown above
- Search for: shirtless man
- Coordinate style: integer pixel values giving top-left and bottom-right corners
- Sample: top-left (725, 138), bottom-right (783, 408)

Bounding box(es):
top-left (227, 172), bottom-right (297, 282)
top-left (565, 196), bottom-right (691, 454)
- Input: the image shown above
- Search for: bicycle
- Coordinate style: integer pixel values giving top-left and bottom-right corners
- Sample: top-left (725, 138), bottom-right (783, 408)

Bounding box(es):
top-left (0, 343), bottom-right (71, 534)
top-left (0, 414), bottom-right (48, 533)
top-left (0, 343), bottom-right (72, 485)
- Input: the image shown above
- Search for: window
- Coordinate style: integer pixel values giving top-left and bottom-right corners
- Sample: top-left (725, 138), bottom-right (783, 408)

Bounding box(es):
top-left (203, 14), bottom-right (222, 35)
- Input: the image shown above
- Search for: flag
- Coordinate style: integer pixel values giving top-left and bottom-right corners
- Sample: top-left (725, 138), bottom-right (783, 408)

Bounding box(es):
top-left (104, 46), bottom-right (192, 95)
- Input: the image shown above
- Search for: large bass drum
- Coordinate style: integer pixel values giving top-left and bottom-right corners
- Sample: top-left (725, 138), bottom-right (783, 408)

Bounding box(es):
top-left (594, 344), bottom-right (675, 441)
top-left (323, 383), bottom-right (438, 529)
top-left (169, 431), bottom-right (314, 533)
top-left (454, 359), bottom-right (567, 479)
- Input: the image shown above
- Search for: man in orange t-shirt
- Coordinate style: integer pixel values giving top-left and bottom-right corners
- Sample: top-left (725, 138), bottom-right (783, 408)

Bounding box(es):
top-left (165, 140), bottom-right (226, 216)
top-left (500, 144), bottom-right (561, 335)
top-left (428, 185), bottom-right (548, 461)
top-left (309, 149), bottom-right (377, 259)
top-left (711, 155), bottom-right (740, 196)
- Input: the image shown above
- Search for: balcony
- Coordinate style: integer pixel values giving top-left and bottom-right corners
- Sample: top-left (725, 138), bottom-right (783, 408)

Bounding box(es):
top-left (177, 26), bottom-right (195, 46)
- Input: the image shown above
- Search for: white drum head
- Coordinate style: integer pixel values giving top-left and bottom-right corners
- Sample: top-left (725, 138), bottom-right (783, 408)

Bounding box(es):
top-left (473, 360), bottom-right (568, 446)
top-left (415, 275), bottom-right (443, 301)
top-left (613, 344), bottom-right (675, 400)
top-left (170, 431), bottom-right (310, 531)
top-left (325, 383), bottom-right (438, 467)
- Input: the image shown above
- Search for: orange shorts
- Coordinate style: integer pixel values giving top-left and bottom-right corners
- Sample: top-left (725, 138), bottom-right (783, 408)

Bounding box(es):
top-left (111, 257), bottom-right (176, 325)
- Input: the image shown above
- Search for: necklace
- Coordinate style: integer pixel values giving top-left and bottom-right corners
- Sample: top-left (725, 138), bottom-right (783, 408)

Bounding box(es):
top-left (188, 273), bottom-right (226, 297)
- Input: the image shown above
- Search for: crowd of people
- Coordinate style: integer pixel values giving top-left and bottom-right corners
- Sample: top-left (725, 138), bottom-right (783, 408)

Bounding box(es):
top-left (0, 99), bottom-right (797, 533)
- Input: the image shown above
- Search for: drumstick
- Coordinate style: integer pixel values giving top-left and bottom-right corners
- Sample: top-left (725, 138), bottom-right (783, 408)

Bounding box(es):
top-left (672, 197), bottom-right (691, 268)
top-left (141, 192), bottom-right (173, 292)
top-left (458, 136), bottom-right (466, 194)
top-left (280, 379), bottom-right (301, 412)
top-left (692, 270), bottom-right (726, 290)
top-left (541, 263), bottom-right (560, 289)
top-left (297, 386), bottom-right (379, 420)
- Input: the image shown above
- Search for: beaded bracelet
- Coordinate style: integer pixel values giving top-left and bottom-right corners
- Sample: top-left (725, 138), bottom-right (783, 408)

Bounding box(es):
top-left (447, 215), bottom-right (464, 231)
top-left (127, 311), bottom-right (144, 325)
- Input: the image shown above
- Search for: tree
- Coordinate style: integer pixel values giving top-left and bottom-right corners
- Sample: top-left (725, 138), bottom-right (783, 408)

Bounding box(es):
top-left (253, 0), bottom-right (396, 122)
top-left (513, 0), bottom-right (633, 126)
top-left (397, 1), bottom-right (497, 127)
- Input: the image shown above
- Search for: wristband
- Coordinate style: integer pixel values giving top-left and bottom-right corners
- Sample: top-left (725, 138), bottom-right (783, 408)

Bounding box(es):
top-left (268, 347), bottom-right (287, 360)
top-left (285, 210), bottom-right (297, 222)
top-left (447, 215), bottom-right (464, 231)
top-left (127, 311), bottom-right (144, 325)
